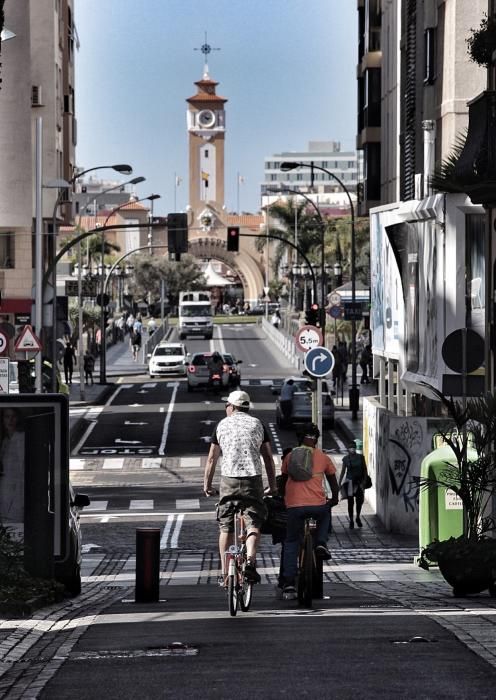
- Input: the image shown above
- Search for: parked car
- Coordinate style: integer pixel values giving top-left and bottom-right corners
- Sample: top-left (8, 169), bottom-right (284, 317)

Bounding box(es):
top-left (148, 342), bottom-right (189, 377)
top-left (186, 352), bottom-right (230, 391)
top-left (222, 352), bottom-right (242, 387)
top-left (54, 485), bottom-right (90, 596)
top-left (273, 376), bottom-right (335, 428)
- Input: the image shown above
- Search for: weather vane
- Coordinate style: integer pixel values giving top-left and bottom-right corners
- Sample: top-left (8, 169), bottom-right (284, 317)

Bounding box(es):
top-left (194, 32), bottom-right (220, 76)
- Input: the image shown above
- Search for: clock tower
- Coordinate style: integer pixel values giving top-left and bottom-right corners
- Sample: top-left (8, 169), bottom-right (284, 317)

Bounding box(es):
top-left (186, 65), bottom-right (227, 215)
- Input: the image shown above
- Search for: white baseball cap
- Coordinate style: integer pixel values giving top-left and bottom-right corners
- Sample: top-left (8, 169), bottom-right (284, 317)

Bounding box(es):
top-left (225, 390), bottom-right (251, 407)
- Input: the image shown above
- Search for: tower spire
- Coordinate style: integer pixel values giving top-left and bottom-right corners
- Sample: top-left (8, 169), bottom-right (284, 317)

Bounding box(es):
top-left (194, 32), bottom-right (220, 78)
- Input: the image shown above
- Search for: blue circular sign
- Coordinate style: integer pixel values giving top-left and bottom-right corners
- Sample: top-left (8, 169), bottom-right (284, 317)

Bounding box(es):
top-left (303, 346), bottom-right (335, 378)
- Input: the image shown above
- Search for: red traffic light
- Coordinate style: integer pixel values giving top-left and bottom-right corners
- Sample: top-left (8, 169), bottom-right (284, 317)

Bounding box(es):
top-left (227, 226), bottom-right (240, 252)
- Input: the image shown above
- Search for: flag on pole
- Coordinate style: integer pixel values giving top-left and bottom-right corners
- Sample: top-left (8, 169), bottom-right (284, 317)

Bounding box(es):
top-left (238, 174), bottom-right (245, 184)
top-left (175, 175), bottom-right (182, 187)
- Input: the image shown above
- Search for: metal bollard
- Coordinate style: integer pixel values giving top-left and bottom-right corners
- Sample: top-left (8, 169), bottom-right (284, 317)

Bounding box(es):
top-left (135, 528), bottom-right (160, 603)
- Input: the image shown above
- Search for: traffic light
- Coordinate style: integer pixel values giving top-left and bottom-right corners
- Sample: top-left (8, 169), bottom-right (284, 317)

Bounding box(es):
top-left (167, 213), bottom-right (189, 260)
top-left (305, 303), bottom-right (320, 327)
top-left (227, 226), bottom-right (240, 252)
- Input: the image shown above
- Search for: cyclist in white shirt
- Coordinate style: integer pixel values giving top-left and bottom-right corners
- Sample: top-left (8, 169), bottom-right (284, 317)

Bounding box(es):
top-left (204, 390), bottom-right (278, 584)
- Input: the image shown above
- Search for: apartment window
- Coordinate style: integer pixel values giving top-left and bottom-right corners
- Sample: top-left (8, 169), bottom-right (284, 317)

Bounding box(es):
top-left (424, 28), bottom-right (436, 85)
top-left (0, 233), bottom-right (15, 269)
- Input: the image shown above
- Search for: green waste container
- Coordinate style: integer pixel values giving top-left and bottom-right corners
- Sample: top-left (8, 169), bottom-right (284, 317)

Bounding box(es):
top-left (419, 444), bottom-right (476, 552)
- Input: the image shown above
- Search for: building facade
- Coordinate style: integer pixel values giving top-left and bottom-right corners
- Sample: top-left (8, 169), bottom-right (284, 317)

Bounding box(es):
top-left (0, 0), bottom-right (76, 343)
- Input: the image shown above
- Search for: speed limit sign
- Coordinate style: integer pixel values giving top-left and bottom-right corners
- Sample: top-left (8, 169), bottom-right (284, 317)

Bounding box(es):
top-left (295, 325), bottom-right (323, 353)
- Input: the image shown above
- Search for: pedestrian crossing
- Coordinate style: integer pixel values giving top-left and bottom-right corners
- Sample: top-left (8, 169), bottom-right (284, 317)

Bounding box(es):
top-left (70, 455), bottom-right (283, 472)
top-left (82, 497), bottom-right (201, 513)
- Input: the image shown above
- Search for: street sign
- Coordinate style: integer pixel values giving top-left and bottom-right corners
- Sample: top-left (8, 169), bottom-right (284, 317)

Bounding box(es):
top-left (329, 292), bottom-right (341, 306)
top-left (263, 286), bottom-right (270, 295)
top-left (295, 325), bottom-right (323, 353)
top-left (65, 279), bottom-right (98, 297)
top-left (328, 305), bottom-right (342, 319)
top-left (0, 358), bottom-right (9, 393)
top-left (15, 324), bottom-right (42, 352)
top-left (0, 331), bottom-right (8, 354)
top-left (303, 346), bottom-right (335, 378)
top-left (343, 301), bottom-right (364, 321)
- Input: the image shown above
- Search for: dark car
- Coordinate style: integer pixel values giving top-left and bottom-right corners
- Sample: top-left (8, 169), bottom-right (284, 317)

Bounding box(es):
top-left (222, 353), bottom-right (243, 387)
top-left (273, 376), bottom-right (335, 429)
top-left (54, 485), bottom-right (90, 595)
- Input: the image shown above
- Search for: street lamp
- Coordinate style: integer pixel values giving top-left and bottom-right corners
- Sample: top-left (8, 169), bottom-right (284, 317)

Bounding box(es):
top-left (280, 161), bottom-right (359, 419)
top-left (266, 186), bottom-right (327, 337)
top-left (146, 194), bottom-right (161, 254)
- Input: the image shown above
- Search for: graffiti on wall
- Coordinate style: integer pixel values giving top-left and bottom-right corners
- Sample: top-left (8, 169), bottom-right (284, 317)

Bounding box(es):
top-left (389, 419), bottom-right (424, 513)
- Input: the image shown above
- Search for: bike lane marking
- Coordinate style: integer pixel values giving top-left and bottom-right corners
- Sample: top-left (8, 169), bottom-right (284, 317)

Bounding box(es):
top-left (158, 382), bottom-right (179, 455)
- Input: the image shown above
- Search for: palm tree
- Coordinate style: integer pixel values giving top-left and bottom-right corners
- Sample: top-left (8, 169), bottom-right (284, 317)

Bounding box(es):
top-left (259, 198), bottom-right (326, 273)
top-left (85, 233), bottom-right (121, 268)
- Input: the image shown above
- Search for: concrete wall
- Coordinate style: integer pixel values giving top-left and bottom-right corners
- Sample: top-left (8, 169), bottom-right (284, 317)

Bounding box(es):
top-left (363, 396), bottom-right (446, 536)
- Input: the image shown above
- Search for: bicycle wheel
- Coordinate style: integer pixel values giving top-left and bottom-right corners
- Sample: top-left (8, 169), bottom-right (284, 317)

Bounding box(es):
top-left (228, 573), bottom-right (238, 616)
top-left (297, 533), bottom-right (314, 607)
top-left (240, 561), bottom-right (253, 612)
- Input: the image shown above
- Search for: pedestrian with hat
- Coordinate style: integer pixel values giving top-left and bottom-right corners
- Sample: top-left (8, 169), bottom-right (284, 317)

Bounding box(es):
top-left (204, 389), bottom-right (278, 586)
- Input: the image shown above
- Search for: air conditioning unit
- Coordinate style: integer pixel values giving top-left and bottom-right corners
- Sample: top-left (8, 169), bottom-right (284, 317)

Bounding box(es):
top-left (31, 85), bottom-right (43, 107)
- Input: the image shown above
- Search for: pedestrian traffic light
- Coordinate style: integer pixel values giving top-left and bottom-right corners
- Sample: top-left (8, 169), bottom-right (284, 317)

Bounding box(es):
top-left (305, 303), bottom-right (320, 327)
top-left (227, 226), bottom-right (240, 252)
top-left (167, 213), bottom-right (189, 261)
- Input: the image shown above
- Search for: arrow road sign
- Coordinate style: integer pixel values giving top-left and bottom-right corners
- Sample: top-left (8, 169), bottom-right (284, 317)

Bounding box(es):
top-left (328, 306), bottom-right (342, 319)
top-left (304, 346), bottom-right (335, 378)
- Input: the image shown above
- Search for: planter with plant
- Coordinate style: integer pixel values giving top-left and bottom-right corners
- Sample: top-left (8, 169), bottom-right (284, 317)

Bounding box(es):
top-left (418, 388), bottom-right (496, 597)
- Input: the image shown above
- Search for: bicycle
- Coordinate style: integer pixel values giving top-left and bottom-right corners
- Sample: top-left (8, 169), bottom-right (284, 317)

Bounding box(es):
top-left (225, 504), bottom-right (254, 616)
top-left (297, 517), bottom-right (318, 607)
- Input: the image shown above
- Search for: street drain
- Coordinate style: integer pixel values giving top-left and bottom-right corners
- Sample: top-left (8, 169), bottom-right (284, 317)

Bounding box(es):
top-left (71, 642), bottom-right (198, 660)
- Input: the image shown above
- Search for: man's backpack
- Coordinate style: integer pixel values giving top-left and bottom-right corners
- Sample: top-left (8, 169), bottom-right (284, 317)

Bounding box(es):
top-left (287, 446), bottom-right (314, 481)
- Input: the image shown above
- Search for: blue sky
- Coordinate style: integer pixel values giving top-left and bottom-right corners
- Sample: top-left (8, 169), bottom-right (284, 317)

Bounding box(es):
top-left (74, 0), bottom-right (357, 216)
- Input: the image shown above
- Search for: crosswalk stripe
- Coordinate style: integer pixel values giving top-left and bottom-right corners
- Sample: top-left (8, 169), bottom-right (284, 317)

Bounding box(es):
top-left (176, 498), bottom-right (200, 510)
top-left (180, 457), bottom-right (201, 467)
top-left (130, 499), bottom-right (154, 510)
top-left (142, 457), bottom-right (162, 469)
top-left (103, 458), bottom-right (124, 470)
top-left (85, 500), bottom-right (108, 512)
top-left (160, 514), bottom-right (175, 549)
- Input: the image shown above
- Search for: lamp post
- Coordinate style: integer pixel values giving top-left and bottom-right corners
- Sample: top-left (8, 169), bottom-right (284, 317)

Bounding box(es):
top-left (266, 186), bottom-right (327, 339)
top-left (147, 194), bottom-right (161, 254)
top-left (280, 161), bottom-right (359, 419)
top-left (48, 164), bottom-right (133, 395)
top-left (97, 187), bottom-right (156, 385)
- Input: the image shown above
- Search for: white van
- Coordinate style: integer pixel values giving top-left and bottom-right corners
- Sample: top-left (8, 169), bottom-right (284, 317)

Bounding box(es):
top-left (178, 291), bottom-right (214, 340)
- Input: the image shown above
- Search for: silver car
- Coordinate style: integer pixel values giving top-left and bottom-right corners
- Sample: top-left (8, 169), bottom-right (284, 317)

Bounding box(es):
top-left (186, 352), bottom-right (230, 391)
top-left (273, 376), bottom-right (335, 428)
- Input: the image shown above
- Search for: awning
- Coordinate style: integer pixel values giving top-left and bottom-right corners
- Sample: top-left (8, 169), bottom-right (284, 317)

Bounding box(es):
top-left (0, 298), bottom-right (32, 313)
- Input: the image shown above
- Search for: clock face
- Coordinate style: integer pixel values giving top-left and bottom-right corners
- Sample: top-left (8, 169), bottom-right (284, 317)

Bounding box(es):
top-left (198, 110), bottom-right (216, 128)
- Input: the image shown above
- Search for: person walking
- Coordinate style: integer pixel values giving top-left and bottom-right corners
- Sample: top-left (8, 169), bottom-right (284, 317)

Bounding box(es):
top-left (83, 350), bottom-right (95, 385)
top-left (204, 390), bottom-right (278, 585)
top-left (147, 317), bottom-right (157, 335)
top-left (130, 328), bottom-right (142, 361)
top-left (63, 341), bottom-right (76, 385)
top-left (279, 423), bottom-right (339, 599)
top-left (339, 443), bottom-right (369, 529)
top-left (279, 379), bottom-right (296, 423)
top-left (271, 309), bottom-right (281, 328)
top-left (360, 344), bottom-right (372, 384)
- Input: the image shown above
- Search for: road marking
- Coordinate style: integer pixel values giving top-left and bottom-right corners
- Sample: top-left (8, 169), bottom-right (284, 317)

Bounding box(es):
top-left (170, 513), bottom-right (184, 548)
top-left (115, 438), bottom-right (142, 445)
top-left (143, 383), bottom-right (157, 388)
top-left (158, 382), bottom-right (179, 455)
top-left (160, 514), bottom-right (175, 549)
top-left (70, 458), bottom-right (85, 470)
top-left (181, 457), bottom-right (201, 467)
top-left (103, 458), bottom-right (124, 470)
top-left (85, 500), bottom-right (108, 512)
top-left (142, 457), bottom-right (162, 469)
top-left (130, 499), bottom-right (154, 510)
top-left (176, 498), bottom-right (200, 510)
top-left (124, 420), bottom-right (148, 426)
